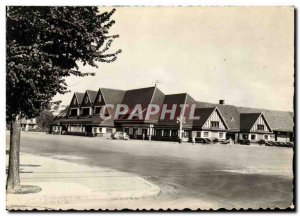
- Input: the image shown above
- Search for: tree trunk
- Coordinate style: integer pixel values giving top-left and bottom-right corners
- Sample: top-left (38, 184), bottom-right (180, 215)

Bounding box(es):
top-left (7, 113), bottom-right (21, 192)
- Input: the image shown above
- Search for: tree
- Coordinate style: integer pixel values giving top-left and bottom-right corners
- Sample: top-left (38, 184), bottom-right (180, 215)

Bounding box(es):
top-left (36, 110), bottom-right (55, 130)
top-left (6, 6), bottom-right (121, 192)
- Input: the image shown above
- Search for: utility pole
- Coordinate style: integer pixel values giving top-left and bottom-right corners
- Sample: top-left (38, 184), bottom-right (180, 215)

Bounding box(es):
top-left (177, 116), bottom-right (185, 143)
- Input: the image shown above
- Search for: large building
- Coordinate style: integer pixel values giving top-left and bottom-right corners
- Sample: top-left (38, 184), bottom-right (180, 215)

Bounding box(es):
top-left (51, 86), bottom-right (294, 143)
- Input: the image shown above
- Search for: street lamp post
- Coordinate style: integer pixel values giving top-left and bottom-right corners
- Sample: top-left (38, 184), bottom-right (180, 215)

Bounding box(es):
top-left (149, 124), bottom-right (153, 141)
top-left (177, 116), bottom-right (185, 143)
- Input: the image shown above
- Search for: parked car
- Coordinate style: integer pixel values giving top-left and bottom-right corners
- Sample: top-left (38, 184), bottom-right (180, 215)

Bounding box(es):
top-left (238, 139), bottom-right (250, 145)
top-left (265, 141), bottom-right (293, 148)
top-left (111, 132), bottom-right (130, 140)
top-left (258, 139), bottom-right (267, 145)
top-left (195, 138), bottom-right (212, 144)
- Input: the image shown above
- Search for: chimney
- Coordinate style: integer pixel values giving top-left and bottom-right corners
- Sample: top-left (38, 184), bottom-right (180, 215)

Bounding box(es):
top-left (219, 100), bottom-right (225, 105)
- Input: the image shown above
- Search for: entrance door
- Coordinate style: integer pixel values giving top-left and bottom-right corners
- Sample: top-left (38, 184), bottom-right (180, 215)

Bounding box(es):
top-left (133, 128), bottom-right (138, 139)
top-left (142, 129), bottom-right (147, 140)
top-left (86, 125), bottom-right (92, 136)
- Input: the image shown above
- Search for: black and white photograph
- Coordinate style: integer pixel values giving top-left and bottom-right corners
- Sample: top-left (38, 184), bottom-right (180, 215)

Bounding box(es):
top-left (4, 5), bottom-right (295, 211)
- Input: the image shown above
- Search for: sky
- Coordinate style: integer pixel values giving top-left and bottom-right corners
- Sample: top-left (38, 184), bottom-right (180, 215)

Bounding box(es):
top-left (52, 6), bottom-right (294, 111)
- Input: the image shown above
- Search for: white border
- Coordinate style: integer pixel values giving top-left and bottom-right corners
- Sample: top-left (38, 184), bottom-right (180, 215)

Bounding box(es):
top-left (1, 1), bottom-right (298, 216)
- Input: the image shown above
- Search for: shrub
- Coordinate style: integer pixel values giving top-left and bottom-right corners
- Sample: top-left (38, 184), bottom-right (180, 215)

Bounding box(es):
top-left (258, 139), bottom-right (267, 145)
top-left (213, 138), bottom-right (219, 143)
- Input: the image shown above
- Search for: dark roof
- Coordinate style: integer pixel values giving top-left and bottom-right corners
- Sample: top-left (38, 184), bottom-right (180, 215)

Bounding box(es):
top-left (193, 108), bottom-right (216, 128)
top-left (157, 93), bottom-right (196, 127)
top-left (240, 113), bottom-right (262, 131)
top-left (86, 90), bottom-right (98, 104)
top-left (100, 88), bottom-right (126, 106)
top-left (144, 87), bottom-right (165, 123)
top-left (197, 102), bottom-right (241, 130)
top-left (237, 107), bottom-right (293, 132)
top-left (197, 101), bottom-right (294, 132)
top-left (100, 88), bottom-right (126, 118)
top-left (121, 86), bottom-right (156, 109)
top-left (74, 92), bottom-right (84, 104)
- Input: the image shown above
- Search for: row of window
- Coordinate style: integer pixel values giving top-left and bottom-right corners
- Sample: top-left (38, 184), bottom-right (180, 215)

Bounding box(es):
top-left (242, 134), bottom-right (268, 140)
top-left (196, 131), bottom-right (224, 139)
top-left (69, 106), bottom-right (109, 117)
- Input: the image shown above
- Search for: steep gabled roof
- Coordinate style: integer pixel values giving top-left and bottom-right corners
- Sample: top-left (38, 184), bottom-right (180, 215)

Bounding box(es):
top-left (100, 88), bottom-right (126, 106)
top-left (121, 86), bottom-right (156, 109)
top-left (86, 90), bottom-right (98, 104)
top-left (193, 107), bottom-right (216, 128)
top-left (240, 113), bottom-right (262, 131)
top-left (115, 86), bottom-right (161, 122)
top-left (193, 107), bottom-right (229, 130)
top-left (74, 92), bottom-right (84, 105)
top-left (157, 93), bottom-right (196, 127)
top-left (237, 107), bottom-right (293, 132)
top-left (197, 101), bottom-right (293, 132)
top-left (157, 93), bottom-right (187, 127)
top-left (99, 88), bottom-right (126, 118)
top-left (144, 87), bottom-right (165, 123)
top-left (197, 102), bottom-right (240, 130)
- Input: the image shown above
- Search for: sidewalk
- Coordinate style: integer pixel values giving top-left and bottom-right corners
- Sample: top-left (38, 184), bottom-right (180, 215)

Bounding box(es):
top-left (6, 153), bottom-right (160, 210)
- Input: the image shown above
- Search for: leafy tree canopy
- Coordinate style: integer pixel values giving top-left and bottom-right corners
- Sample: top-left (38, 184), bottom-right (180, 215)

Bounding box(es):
top-left (7, 6), bottom-right (121, 120)
top-left (36, 109), bottom-right (55, 129)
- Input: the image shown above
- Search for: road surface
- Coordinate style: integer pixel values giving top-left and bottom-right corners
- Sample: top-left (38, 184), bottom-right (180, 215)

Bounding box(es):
top-left (8, 132), bottom-right (294, 209)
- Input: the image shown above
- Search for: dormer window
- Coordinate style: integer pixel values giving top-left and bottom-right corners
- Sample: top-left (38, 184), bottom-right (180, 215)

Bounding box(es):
top-left (70, 109), bottom-right (78, 116)
top-left (257, 124), bottom-right (265, 131)
top-left (211, 121), bottom-right (219, 128)
top-left (94, 106), bottom-right (101, 114)
top-left (82, 107), bottom-right (90, 116)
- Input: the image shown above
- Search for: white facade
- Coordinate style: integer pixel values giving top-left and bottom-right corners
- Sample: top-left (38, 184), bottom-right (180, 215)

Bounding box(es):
top-left (192, 130), bottom-right (226, 140)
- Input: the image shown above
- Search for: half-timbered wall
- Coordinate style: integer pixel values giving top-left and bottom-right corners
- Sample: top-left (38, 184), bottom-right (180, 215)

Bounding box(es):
top-left (202, 109), bottom-right (226, 130)
top-left (250, 115), bottom-right (271, 132)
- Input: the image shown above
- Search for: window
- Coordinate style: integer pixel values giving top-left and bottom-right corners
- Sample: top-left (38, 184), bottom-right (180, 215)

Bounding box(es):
top-left (219, 133), bottom-right (224, 139)
top-left (183, 131), bottom-right (189, 138)
top-left (257, 124), bottom-right (265, 131)
top-left (171, 130), bottom-right (178, 137)
top-left (251, 134), bottom-right (256, 140)
top-left (242, 134), bottom-right (248, 140)
top-left (98, 95), bottom-right (102, 103)
top-left (84, 96), bottom-right (88, 104)
top-left (203, 132), bottom-right (209, 138)
top-left (70, 109), bottom-right (78, 116)
top-left (124, 128), bottom-right (129, 134)
top-left (94, 107), bottom-right (101, 114)
top-left (163, 130), bottom-right (169, 137)
top-left (196, 131), bottom-right (201, 137)
top-left (73, 98), bottom-right (76, 105)
top-left (264, 135), bottom-right (268, 140)
top-left (156, 129), bottom-right (162, 137)
top-left (82, 108), bottom-right (90, 116)
top-left (211, 121), bottom-right (219, 128)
